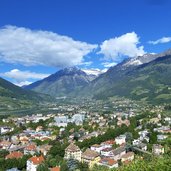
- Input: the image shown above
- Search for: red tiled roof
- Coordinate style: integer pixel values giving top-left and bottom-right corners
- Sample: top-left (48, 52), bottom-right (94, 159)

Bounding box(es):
top-left (25, 144), bottom-right (37, 151)
top-left (29, 155), bottom-right (44, 165)
top-left (6, 151), bottom-right (23, 159)
top-left (102, 140), bottom-right (115, 145)
top-left (50, 167), bottom-right (60, 171)
top-left (65, 143), bottom-right (81, 152)
top-left (100, 158), bottom-right (117, 166)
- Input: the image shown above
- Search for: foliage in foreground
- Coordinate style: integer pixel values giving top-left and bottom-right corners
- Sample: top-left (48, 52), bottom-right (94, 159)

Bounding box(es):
top-left (92, 154), bottom-right (171, 171)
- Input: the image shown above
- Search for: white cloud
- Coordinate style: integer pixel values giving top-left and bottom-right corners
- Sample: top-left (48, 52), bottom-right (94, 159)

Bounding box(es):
top-left (102, 62), bottom-right (117, 68)
top-left (0, 69), bottom-right (50, 86)
top-left (0, 69), bottom-right (49, 81)
top-left (15, 81), bottom-right (33, 87)
top-left (148, 37), bottom-right (171, 45)
top-left (79, 61), bottom-right (93, 66)
top-left (0, 25), bottom-right (97, 67)
top-left (82, 68), bottom-right (105, 76)
top-left (99, 32), bottom-right (145, 62)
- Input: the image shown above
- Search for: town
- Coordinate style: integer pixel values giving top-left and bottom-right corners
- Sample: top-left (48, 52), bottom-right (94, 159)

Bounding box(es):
top-left (0, 98), bottom-right (170, 171)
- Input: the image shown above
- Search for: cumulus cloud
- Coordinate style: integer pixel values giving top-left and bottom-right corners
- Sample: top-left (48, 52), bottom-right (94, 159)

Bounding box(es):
top-left (102, 62), bottom-right (117, 68)
top-left (0, 69), bottom-right (50, 86)
top-left (15, 81), bottom-right (33, 87)
top-left (82, 68), bottom-right (105, 76)
top-left (148, 37), bottom-right (171, 45)
top-left (99, 32), bottom-right (145, 62)
top-left (0, 25), bottom-right (97, 67)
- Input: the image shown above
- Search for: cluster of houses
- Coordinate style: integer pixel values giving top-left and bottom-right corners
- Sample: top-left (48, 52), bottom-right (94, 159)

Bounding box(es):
top-left (53, 114), bottom-right (85, 127)
top-left (0, 101), bottom-right (170, 170)
top-left (64, 140), bottom-right (135, 169)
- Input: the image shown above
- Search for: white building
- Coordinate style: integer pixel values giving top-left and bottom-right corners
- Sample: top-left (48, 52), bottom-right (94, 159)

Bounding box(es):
top-left (152, 144), bottom-right (164, 155)
top-left (115, 135), bottom-right (126, 145)
top-left (98, 158), bottom-right (118, 169)
top-left (91, 144), bottom-right (104, 153)
top-left (26, 156), bottom-right (44, 171)
top-left (54, 116), bottom-right (68, 127)
top-left (64, 143), bottom-right (82, 161)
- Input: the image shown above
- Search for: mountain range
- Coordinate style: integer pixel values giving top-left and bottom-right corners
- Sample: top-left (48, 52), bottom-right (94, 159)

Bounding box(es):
top-left (24, 67), bottom-right (102, 97)
top-left (1, 48), bottom-right (171, 104)
top-left (80, 48), bottom-right (171, 103)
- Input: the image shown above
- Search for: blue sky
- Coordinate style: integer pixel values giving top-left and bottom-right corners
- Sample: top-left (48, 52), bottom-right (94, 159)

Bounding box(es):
top-left (0, 0), bottom-right (171, 86)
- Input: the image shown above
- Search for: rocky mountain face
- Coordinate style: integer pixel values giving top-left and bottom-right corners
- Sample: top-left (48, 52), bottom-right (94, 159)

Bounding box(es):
top-left (24, 67), bottom-right (99, 97)
top-left (79, 48), bottom-right (171, 103)
top-left (25, 48), bottom-right (171, 103)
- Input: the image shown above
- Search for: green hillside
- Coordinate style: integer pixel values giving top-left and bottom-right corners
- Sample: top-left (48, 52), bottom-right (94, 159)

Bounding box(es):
top-left (79, 54), bottom-right (171, 104)
top-left (0, 77), bottom-right (53, 111)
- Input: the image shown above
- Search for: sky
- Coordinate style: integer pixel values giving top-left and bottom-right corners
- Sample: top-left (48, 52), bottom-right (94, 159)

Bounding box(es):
top-left (0, 0), bottom-right (171, 86)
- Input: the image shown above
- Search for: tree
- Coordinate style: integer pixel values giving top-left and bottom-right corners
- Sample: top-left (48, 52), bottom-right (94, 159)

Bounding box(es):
top-left (37, 163), bottom-right (49, 171)
top-left (149, 132), bottom-right (157, 144)
top-left (0, 149), bottom-right (9, 158)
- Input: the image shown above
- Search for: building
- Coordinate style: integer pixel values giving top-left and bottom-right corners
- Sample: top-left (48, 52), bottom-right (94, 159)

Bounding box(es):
top-left (64, 143), bottom-right (82, 161)
top-left (115, 135), bottom-right (126, 145)
top-left (100, 148), bottom-right (113, 157)
top-left (90, 144), bottom-right (103, 153)
top-left (152, 144), bottom-right (164, 155)
top-left (121, 152), bottom-right (134, 162)
top-left (72, 114), bottom-right (85, 125)
top-left (0, 140), bottom-right (11, 150)
top-left (27, 155), bottom-right (44, 171)
top-left (6, 151), bottom-right (23, 159)
top-left (101, 140), bottom-right (115, 149)
top-left (112, 146), bottom-right (126, 160)
top-left (81, 149), bottom-right (101, 168)
top-left (24, 144), bottom-right (37, 155)
top-left (50, 166), bottom-right (60, 171)
top-left (98, 158), bottom-right (118, 169)
top-left (38, 144), bottom-right (52, 156)
top-left (54, 116), bottom-right (68, 127)
top-left (0, 127), bottom-right (13, 134)
top-left (136, 143), bottom-right (147, 151)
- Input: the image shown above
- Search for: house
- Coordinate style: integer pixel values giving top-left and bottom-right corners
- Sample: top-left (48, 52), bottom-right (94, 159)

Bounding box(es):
top-left (72, 114), bottom-right (85, 125)
top-left (117, 119), bottom-right (130, 127)
top-left (121, 152), bottom-right (134, 162)
top-left (132, 139), bottom-right (141, 146)
top-left (24, 144), bottom-right (37, 155)
top-left (115, 135), bottom-right (126, 145)
top-left (101, 140), bottom-right (115, 149)
top-left (54, 116), bottom-right (68, 127)
top-left (6, 151), bottom-right (23, 159)
top-left (98, 158), bottom-right (118, 169)
top-left (90, 144), bottom-right (103, 153)
top-left (0, 140), bottom-right (11, 150)
top-left (38, 144), bottom-right (52, 156)
top-left (152, 144), bottom-right (164, 155)
top-left (100, 148), bottom-right (114, 157)
top-left (36, 126), bottom-right (43, 132)
top-left (27, 155), bottom-right (44, 171)
top-left (81, 149), bottom-right (101, 168)
top-left (136, 143), bottom-right (147, 151)
top-left (111, 146), bottom-right (126, 160)
top-left (0, 127), bottom-right (13, 134)
top-left (19, 136), bottom-right (29, 145)
top-left (64, 143), bottom-right (82, 161)
top-left (138, 130), bottom-right (149, 141)
top-left (6, 168), bottom-right (20, 171)
top-left (157, 135), bottom-right (168, 141)
top-left (50, 166), bottom-right (60, 171)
